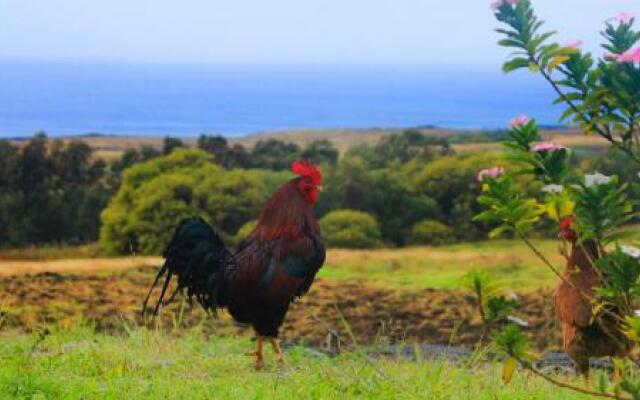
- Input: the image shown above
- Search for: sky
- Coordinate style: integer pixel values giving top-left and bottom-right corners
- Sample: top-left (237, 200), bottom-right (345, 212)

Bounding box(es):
top-left (0, 0), bottom-right (638, 66)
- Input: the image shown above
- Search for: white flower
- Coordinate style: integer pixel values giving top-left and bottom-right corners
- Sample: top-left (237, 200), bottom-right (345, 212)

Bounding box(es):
top-left (622, 245), bottom-right (640, 259)
top-left (506, 315), bottom-right (529, 327)
top-left (584, 172), bottom-right (612, 188)
top-left (542, 184), bottom-right (564, 194)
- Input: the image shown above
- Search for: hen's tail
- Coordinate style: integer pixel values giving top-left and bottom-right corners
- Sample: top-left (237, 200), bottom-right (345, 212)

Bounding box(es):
top-left (142, 217), bottom-right (234, 317)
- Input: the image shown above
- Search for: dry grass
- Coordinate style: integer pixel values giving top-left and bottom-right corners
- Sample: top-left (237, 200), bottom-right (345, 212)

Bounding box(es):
top-left (0, 244), bottom-right (102, 261)
top-left (0, 256), bottom-right (161, 277)
top-left (453, 129), bottom-right (608, 154)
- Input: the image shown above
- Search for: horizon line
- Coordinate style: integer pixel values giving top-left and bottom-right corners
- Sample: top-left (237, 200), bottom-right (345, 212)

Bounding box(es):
top-left (0, 57), bottom-right (504, 70)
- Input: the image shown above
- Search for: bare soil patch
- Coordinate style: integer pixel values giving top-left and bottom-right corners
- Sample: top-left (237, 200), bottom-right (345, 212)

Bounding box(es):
top-left (0, 266), bottom-right (561, 351)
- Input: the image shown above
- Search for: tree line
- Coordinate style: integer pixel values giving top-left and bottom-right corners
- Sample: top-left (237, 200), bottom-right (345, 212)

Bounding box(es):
top-left (0, 132), bottom-right (340, 248)
top-left (0, 129), bottom-right (629, 251)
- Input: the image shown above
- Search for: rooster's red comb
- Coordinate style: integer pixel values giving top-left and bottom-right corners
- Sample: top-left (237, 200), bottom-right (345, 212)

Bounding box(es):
top-left (560, 216), bottom-right (575, 230)
top-left (292, 160), bottom-right (322, 185)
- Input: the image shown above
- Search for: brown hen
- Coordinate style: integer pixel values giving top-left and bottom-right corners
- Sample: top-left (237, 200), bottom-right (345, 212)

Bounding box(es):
top-left (554, 216), bottom-right (632, 377)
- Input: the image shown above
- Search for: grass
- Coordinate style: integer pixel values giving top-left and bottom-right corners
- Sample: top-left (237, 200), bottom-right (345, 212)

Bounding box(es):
top-left (0, 239), bottom-right (563, 291)
top-left (0, 244), bottom-right (102, 261)
top-left (320, 239), bottom-right (564, 291)
top-left (0, 239), bottom-right (569, 291)
top-left (0, 238), bottom-right (625, 399)
top-left (0, 325), bottom-right (594, 400)
top-left (0, 256), bottom-right (160, 277)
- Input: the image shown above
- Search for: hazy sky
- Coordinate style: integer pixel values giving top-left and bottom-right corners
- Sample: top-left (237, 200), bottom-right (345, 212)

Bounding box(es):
top-left (1, 0), bottom-right (638, 66)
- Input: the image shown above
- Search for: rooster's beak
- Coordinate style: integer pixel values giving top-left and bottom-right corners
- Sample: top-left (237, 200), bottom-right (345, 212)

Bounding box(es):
top-left (317, 185), bottom-right (324, 192)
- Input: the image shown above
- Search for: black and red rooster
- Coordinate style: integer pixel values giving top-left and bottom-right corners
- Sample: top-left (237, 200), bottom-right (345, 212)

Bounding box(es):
top-left (142, 160), bottom-right (325, 369)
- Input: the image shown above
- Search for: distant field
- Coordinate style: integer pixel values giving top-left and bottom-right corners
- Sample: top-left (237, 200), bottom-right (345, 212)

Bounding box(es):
top-left (453, 130), bottom-right (609, 154)
top-left (0, 244), bottom-right (102, 261)
top-left (0, 240), bottom-right (563, 290)
top-left (0, 256), bottom-right (160, 277)
top-left (10, 127), bottom-right (608, 160)
top-left (0, 326), bottom-right (595, 400)
top-left (321, 239), bottom-right (562, 290)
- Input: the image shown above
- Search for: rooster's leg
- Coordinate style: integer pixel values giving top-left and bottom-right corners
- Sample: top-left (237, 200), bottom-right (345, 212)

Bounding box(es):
top-left (268, 338), bottom-right (285, 365)
top-left (574, 356), bottom-right (590, 385)
top-left (245, 336), bottom-right (265, 370)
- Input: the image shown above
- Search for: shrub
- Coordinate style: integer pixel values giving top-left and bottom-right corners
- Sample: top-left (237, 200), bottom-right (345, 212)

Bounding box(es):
top-left (413, 153), bottom-right (505, 241)
top-left (408, 220), bottom-right (454, 246)
top-left (319, 210), bottom-right (382, 249)
top-left (251, 139), bottom-right (300, 170)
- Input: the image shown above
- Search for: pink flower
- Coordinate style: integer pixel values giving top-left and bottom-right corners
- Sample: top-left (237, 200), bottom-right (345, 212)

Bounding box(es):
top-left (478, 167), bottom-right (505, 182)
top-left (610, 11), bottom-right (636, 23)
top-left (611, 47), bottom-right (640, 63)
top-left (531, 142), bottom-right (567, 152)
top-left (563, 40), bottom-right (583, 50)
top-left (509, 115), bottom-right (529, 128)
top-left (491, 0), bottom-right (517, 11)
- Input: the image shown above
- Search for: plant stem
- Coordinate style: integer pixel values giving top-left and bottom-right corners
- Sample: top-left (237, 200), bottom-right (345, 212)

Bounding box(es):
top-left (517, 232), bottom-right (565, 281)
top-left (516, 356), bottom-right (631, 400)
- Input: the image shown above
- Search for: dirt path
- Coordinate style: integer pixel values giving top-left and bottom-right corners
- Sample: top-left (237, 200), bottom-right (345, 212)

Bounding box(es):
top-left (0, 257), bottom-right (162, 277)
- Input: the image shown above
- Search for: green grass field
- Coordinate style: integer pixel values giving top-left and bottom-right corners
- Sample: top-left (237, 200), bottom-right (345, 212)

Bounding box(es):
top-left (0, 325), bottom-right (596, 400)
top-left (321, 239), bottom-right (563, 290)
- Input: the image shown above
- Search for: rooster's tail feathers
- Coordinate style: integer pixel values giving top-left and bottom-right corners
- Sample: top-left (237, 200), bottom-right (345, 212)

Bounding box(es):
top-left (141, 217), bottom-right (234, 317)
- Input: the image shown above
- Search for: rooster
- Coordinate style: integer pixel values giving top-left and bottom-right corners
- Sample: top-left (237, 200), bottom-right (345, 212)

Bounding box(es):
top-left (142, 160), bottom-right (325, 369)
top-left (554, 216), bottom-right (632, 378)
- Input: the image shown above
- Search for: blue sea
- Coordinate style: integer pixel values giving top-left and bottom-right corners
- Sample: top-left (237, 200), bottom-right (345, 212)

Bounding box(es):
top-left (0, 62), bottom-right (562, 138)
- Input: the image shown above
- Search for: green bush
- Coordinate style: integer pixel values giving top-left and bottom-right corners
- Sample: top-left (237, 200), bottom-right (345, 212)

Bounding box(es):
top-left (99, 149), bottom-right (289, 255)
top-left (317, 156), bottom-right (440, 245)
top-left (232, 220), bottom-right (258, 246)
top-left (412, 153), bottom-right (505, 241)
top-left (319, 210), bottom-right (382, 249)
top-left (408, 220), bottom-right (454, 246)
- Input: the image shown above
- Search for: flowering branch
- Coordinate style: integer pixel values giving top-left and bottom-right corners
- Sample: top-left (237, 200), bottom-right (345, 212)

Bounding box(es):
top-left (492, 0), bottom-right (640, 165)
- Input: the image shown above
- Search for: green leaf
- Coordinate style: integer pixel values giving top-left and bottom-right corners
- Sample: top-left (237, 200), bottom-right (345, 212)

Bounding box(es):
top-left (502, 58), bottom-right (531, 72)
top-left (548, 55), bottom-right (570, 70)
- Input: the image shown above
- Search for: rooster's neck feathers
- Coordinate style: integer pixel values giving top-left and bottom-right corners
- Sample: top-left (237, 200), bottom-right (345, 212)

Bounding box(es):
top-left (251, 179), bottom-right (319, 241)
top-left (568, 239), bottom-right (600, 271)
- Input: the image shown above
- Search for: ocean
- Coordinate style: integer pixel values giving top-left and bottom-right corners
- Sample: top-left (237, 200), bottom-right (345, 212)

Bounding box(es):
top-left (0, 62), bottom-right (563, 138)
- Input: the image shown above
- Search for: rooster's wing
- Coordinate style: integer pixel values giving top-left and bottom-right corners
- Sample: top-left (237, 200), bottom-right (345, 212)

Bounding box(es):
top-left (232, 230), bottom-right (324, 304)
top-left (554, 279), bottom-right (593, 328)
